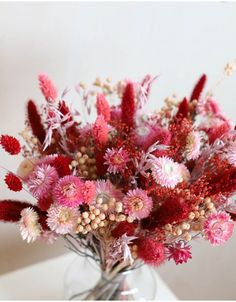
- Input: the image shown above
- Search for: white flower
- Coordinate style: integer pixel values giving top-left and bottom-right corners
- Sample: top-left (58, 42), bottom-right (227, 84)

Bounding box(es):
top-left (19, 208), bottom-right (41, 243)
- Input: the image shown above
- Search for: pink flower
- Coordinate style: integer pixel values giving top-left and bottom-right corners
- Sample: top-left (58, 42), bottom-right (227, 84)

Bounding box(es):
top-left (179, 164), bottom-right (191, 182)
top-left (38, 74), bottom-right (57, 102)
top-left (47, 204), bottom-right (79, 234)
top-left (93, 115), bottom-right (108, 146)
top-left (26, 164), bottom-right (59, 199)
top-left (122, 188), bottom-right (153, 220)
top-left (19, 208), bottom-right (41, 243)
top-left (167, 241), bottom-right (192, 265)
top-left (110, 106), bottom-right (122, 122)
top-left (224, 143), bottom-right (236, 167)
top-left (39, 230), bottom-right (58, 244)
top-left (151, 157), bottom-right (183, 188)
top-left (197, 97), bottom-right (221, 116)
top-left (95, 180), bottom-right (124, 203)
top-left (53, 175), bottom-right (84, 208)
top-left (203, 211), bottom-right (234, 245)
top-left (104, 147), bottom-right (130, 174)
top-left (96, 94), bottom-right (110, 122)
top-left (82, 181), bottom-right (96, 204)
top-left (185, 131), bottom-right (201, 160)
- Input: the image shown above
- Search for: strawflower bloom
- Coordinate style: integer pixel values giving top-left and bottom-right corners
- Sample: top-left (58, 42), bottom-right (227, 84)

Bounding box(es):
top-left (53, 175), bottom-right (84, 208)
top-left (104, 147), bottom-right (130, 174)
top-left (151, 156), bottom-right (183, 188)
top-left (167, 241), bottom-right (192, 265)
top-left (26, 164), bottom-right (59, 199)
top-left (19, 208), bottom-right (41, 243)
top-left (123, 188), bottom-right (153, 220)
top-left (82, 181), bottom-right (96, 204)
top-left (185, 131), bottom-right (201, 160)
top-left (47, 204), bottom-right (79, 234)
top-left (203, 211), bottom-right (234, 245)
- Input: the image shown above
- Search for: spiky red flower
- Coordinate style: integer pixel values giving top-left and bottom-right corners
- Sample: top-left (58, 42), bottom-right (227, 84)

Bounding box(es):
top-left (121, 82), bottom-right (135, 128)
top-left (190, 74), bottom-right (207, 101)
top-left (0, 135), bottom-right (21, 155)
top-left (52, 155), bottom-right (71, 177)
top-left (27, 100), bottom-right (46, 145)
top-left (96, 94), bottom-right (111, 122)
top-left (0, 200), bottom-right (33, 222)
top-left (111, 221), bottom-right (136, 238)
top-left (176, 97), bottom-right (189, 118)
top-left (93, 115), bottom-right (108, 146)
top-left (208, 122), bottom-right (231, 144)
top-left (137, 237), bottom-right (165, 266)
top-left (5, 173), bottom-right (23, 192)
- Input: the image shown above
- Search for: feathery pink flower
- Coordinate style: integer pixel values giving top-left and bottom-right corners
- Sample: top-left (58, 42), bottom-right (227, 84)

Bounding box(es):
top-left (53, 175), bottom-right (84, 208)
top-left (167, 241), bottom-right (192, 265)
top-left (95, 180), bottom-right (124, 203)
top-left (38, 74), bottom-right (57, 102)
top-left (96, 94), bottom-right (111, 122)
top-left (203, 211), bottom-right (234, 245)
top-left (26, 164), bottom-right (59, 199)
top-left (151, 156), bottom-right (183, 188)
top-left (19, 208), bottom-right (41, 243)
top-left (93, 115), bottom-right (108, 146)
top-left (104, 147), bottom-right (130, 174)
top-left (185, 131), bottom-right (201, 160)
top-left (47, 204), bottom-right (79, 234)
top-left (123, 188), bottom-right (153, 220)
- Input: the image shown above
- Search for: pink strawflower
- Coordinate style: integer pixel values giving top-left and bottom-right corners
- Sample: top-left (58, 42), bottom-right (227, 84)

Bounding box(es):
top-left (167, 241), bottom-right (192, 265)
top-left (95, 180), bottom-right (124, 203)
top-left (93, 115), bottom-right (108, 146)
top-left (82, 181), bottom-right (96, 204)
top-left (104, 147), bottom-right (130, 174)
top-left (203, 211), bottom-right (234, 245)
top-left (179, 164), bottom-right (191, 182)
top-left (185, 131), bottom-right (202, 160)
top-left (47, 204), bottom-right (79, 234)
top-left (26, 164), bottom-right (59, 199)
top-left (151, 156), bottom-right (183, 188)
top-left (19, 208), bottom-right (41, 243)
top-left (53, 175), bottom-right (84, 208)
top-left (38, 74), bottom-right (57, 102)
top-left (122, 188), bottom-right (153, 220)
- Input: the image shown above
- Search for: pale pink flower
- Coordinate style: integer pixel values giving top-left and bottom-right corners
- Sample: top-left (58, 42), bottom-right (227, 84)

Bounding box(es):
top-left (179, 164), bottom-right (191, 182)
top-left (95, 180), bottom-right (124, 203)
top-left (185, 131), bottom-right (201, 160)
top-left (122, 188), bottom-right (153, 220)
top-left (104, 147), bottom-right (130, 174)
top-left (19, 208), bottom-right (41, 243)
top-left (38, 74), bottom-right (57, 102)
top-left (47, 204), bottom-right (79, 234)
top-left (167, 241), bottom-right (192, 265)
top-left (26, 164), bottom-right (59, 199)
top-left (204, 211), bottom-right (234, 245)
top-left (151, 156), bottom-right (183, 188)
top-left (53, 175), bottom-right (84, 208)
top-left (224, 144), bottom-right (236, 166)
top-left (39, 230), bottom-right (59, 244)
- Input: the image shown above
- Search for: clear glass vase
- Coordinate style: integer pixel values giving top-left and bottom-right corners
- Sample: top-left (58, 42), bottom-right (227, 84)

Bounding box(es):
top-left (64, 256), bottom-right (158, 300)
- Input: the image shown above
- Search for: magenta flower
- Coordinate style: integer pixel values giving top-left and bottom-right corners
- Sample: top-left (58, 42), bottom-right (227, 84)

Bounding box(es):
top-left (204, 211), bottom-right (234, 245)
top-left (123, 188), bottom-right (153, 220)
top-left (26, 164), bottom-right (59, 199)
top-left (151, 156), bottom-right (183, 189)
top-left (53, 175), bottom-right (84, 208)
top-left (47, 204), bottom-right (79, 234)
top-left (104, 147), bottom-right (130, 174)
top-left (167, 241), bottom-right (192, 265)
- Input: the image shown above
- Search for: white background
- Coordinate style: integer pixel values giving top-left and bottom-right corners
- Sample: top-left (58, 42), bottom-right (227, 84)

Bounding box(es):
top-left (0, 1), bottom-right (236, 300)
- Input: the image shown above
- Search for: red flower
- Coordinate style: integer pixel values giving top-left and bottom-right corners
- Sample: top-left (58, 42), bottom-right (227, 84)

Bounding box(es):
top-left (96, 94), bottom-right (111, 122)
top-left (5, 173), bottom-right (23, 192)
top-left (137, 237), bottom-right (165, 266)
top-left (111, 221), bottom-right (136, 238)
top-left (121, 82), bottom-right (135, 128)
top-left (38, 196), bottom-right (53, 211)
top-left (176, 97), bottom-right (189, 118)
top-left (52, 155), bottom-right (71, 177)
top-left (190, 74), bottom-right (207, 101)
top-left (207, 122), bottom-right (231, 144)
top-left (0, 200), bottom-right (33, 222)
top-left (0, 135), bottom-right (21, 155)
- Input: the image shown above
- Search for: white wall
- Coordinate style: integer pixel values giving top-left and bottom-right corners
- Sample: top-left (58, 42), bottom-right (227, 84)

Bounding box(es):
top-left (0, 1), bottom-right (236, 299)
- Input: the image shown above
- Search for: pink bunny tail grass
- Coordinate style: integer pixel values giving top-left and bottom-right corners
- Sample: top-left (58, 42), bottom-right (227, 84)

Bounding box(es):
top-left (96, 94), bottom-right (111, 122)
top-left (38, 74), bottom-right (58, 102)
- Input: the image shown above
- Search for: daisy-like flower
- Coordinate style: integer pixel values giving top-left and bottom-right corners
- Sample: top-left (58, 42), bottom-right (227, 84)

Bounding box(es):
top-left (151, 156), bottom-right (183, 189)
top-left (95, 180), bottom-right (124, 203)
top-left (104, 147), bottom-right (130, 174)
top-left (26, 164), bottom-right (59, 199)
top-left (19, 208), bottom-right (42, 243)
top-left (122, 188), bottom-right (153, 220)
top-left (185, 131), bottom-right (201, 160)
top-left (203, 211), bottom-right (234, 245)
top-left (53, 175), bottom-right (84, 208)
top-left (167, 241), bottom-right (192, 265)
top-left (47, 204), bottom-right (79, 234)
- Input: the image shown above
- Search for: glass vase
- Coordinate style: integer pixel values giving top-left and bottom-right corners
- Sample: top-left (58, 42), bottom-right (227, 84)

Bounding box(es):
top-left (64, 256), bottom-right (158, 300)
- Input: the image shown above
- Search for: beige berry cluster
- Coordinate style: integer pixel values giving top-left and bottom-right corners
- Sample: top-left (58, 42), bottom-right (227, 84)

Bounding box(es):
top-left (224, 61), bottom-right (236, 76)
top-left (93, 77), bottom-right (115, 95)
top-left (70, 146), bottom-right (97, 179)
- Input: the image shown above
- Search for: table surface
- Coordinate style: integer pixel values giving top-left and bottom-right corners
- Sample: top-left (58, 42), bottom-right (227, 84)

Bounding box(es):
top-left (0, 254), bottom-right (178, 300)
